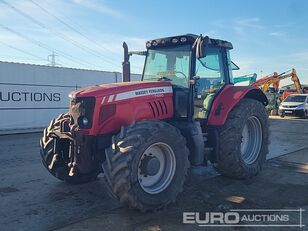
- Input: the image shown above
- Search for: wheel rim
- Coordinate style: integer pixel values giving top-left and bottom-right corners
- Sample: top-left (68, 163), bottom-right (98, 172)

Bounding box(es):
top-left (241, 116), bottom-right (263, 164)
top-left (138, 142), bottom-right (176, 194)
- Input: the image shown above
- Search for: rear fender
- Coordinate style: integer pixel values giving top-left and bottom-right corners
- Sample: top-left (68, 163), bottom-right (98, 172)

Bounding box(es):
top-left (207, 85), bottom-right (268, 126)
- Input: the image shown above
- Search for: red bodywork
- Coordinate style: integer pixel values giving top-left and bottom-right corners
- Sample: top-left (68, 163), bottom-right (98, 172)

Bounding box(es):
top-left (70, 81), bottom-right (265, 135)
top-left (70, 81), bottom-right (174, 136)
top-left (208, 85), bottom-right (265, 126)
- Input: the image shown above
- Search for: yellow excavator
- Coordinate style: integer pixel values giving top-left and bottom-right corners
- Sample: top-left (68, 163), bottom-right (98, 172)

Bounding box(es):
top-left (260, 68), bottom-right (303, 99)
top-left (252, 68), bottom-right (303, 115)
top-left (253, 68), bottom-right (302, 94)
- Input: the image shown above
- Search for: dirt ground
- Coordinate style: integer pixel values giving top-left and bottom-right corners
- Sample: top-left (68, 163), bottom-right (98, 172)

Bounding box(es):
top-left (1, 117), bottom-right (308, 231)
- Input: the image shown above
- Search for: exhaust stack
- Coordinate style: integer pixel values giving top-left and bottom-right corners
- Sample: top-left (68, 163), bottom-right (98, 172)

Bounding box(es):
top-left (122, 42), bottom-right (131, 82)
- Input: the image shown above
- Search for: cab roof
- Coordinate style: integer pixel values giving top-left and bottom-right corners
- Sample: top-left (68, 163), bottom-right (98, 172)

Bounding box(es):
top-left (146, 34), bottom-right (233, 50)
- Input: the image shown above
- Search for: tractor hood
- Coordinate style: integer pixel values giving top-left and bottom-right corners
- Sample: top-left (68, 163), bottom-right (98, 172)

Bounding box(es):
top-left (69, 81), bottom-right (173, 99)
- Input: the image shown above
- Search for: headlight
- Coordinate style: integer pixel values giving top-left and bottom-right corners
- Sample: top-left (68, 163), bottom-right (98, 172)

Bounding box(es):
top-left (82, 117), bottom-right (89, 126)
top-left (70, 97), bottom-right (95, 129)
top-left (297, 104), bottom-right (305, 109)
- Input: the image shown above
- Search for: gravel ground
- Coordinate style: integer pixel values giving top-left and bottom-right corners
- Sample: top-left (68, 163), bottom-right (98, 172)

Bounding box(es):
top-left (0, 117), bottom-right (308, 231)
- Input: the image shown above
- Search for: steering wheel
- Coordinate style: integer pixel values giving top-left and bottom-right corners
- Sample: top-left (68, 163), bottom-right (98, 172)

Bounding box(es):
top-left (175, 71), bottom-right (188, 81)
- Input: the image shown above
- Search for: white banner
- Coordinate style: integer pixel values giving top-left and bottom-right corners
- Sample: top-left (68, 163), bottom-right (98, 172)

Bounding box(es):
top-left (0, 62), bottom-right (141, 133)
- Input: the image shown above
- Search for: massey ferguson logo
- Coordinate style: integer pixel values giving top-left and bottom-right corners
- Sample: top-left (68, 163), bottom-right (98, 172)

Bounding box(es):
top-left (135, 88), bottom-right (165, 96)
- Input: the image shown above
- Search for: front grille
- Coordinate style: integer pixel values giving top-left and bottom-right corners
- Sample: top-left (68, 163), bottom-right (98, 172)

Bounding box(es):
top-left (70, 97), bottom-right (96, 129)
top-left (284, 105), bottom-right (297, 108)
top-left (148, 100), bottom-right (168, 117)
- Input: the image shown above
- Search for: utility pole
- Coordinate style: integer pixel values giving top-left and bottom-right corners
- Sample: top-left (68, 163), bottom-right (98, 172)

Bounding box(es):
top-left (47, 52), bottom-right (59, 67)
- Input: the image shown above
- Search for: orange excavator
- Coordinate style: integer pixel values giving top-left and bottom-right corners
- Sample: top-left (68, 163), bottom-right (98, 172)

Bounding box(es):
top-left (252, 68), bottom-right (303, 114)
top-left (252, 72), bottom-right (279, 91)
top-left (252, 68), bottom-right (303, 98)
top-left (278, 69), bottom-right (303, 100)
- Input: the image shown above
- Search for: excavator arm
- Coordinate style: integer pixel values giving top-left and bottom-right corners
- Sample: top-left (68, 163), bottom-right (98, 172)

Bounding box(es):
top-left (290, 69), bottom-right (302, 94)
top-left (233, 73), bottom-right (257, 85)
top-left (252, 72), bottom-right (278, 91)
top-left (253, 68), bottom-right (303, 94)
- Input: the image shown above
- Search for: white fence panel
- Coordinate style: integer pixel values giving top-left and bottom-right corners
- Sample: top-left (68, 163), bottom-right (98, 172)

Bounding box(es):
top-left (0, 62), bottom-right (141, 133)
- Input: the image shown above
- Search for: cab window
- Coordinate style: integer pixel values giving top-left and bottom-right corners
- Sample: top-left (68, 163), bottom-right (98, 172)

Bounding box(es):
top-left (143, 46), bottom-right (191, 88)
top-left (194, 47), bottom-right (226, 119)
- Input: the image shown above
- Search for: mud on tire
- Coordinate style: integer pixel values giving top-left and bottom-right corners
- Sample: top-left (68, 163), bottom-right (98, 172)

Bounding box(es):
top-left (216, 98), bottom-right (269, 179)
top-left (40, 113), bottom-right (99, 184)
top-left (102, 121), bottom-right (190, 212)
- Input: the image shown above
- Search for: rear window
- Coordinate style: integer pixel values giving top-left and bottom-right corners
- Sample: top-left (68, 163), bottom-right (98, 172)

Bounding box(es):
top-left (284, 95), bottom-right (307, 102)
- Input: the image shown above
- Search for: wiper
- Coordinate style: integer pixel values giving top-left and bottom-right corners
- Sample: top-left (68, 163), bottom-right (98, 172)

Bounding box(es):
top-left (146, 76), bottom-right (172, 81)
top-left (158, 76), bottom-right (172, 81)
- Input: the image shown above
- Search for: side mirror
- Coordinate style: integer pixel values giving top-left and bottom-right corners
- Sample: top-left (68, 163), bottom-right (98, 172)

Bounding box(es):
top-left (231, 61), bottom-right (240, 70)
top-left (193, 36), bottom-right (209, 59)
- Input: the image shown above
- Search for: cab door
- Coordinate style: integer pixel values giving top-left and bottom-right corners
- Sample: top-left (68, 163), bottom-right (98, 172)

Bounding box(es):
top-left (194, 47), bottom-right (229, 119)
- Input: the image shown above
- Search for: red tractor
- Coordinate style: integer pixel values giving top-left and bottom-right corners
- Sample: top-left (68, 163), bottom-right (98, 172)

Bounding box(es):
top-left (40, 34), bottom-right (269, 211)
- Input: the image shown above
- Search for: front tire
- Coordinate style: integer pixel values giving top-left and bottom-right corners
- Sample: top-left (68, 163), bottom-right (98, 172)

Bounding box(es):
top-left (40, 113), bottom-right (100, 184)
top-left (302, 110), bottom-right (307, 119)
top-left (216, 98), bottom-right (269, 179)
top-left (102, 121), bottom-right (190, 212)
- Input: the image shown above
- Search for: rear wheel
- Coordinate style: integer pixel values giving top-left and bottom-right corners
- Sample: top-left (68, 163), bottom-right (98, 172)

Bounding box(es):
top-left (302, 110), bottom-right (307, 119)
top-left (102, 121), bottom-right (190, 212)
top-left (216, 98), bottom-right (269, 179)
top-left (40, 113), bottom-right (100, 184)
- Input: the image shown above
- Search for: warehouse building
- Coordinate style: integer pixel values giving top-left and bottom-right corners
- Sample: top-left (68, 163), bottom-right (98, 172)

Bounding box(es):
top-left (280, 83), bottom-right (308, 91)
top-left (0, 61), bottom-right (141, 134)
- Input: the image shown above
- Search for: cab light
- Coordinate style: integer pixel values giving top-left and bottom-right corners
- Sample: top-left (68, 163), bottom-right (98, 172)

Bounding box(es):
top-left (172, 38), bottom-right (178, 43)
top-left (180, 37), bottom-right (187, 42)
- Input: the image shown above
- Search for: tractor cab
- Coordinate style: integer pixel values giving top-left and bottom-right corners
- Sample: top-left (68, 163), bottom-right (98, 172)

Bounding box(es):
top-left (139, 34), bottom-right (234, 120)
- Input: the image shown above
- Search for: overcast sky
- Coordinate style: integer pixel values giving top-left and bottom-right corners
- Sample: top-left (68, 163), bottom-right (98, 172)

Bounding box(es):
top-left (0, 0), bottom-right (308, 85)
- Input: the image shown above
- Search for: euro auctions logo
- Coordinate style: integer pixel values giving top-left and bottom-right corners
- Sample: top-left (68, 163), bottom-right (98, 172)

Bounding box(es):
top-left (183, 209), bottom-right (305, 228)
top-left (183, 212), bottom-right (240, 225)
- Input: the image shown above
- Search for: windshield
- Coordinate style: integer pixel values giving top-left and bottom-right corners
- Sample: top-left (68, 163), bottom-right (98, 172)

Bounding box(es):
top-left (284, 95), bottom-right (307, 102)
top-left (143, 45), bottom-right (191, 87)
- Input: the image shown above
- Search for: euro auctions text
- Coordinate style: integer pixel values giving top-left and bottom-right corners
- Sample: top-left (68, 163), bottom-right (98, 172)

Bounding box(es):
top-left (183, 209), bottom-right (305, 228)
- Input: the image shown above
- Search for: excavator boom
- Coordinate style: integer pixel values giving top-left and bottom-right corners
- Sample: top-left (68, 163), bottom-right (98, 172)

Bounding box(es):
top-left (234, 73), bottom-right (257, 85)
top-left (253, 68), bottom-right (303, 95)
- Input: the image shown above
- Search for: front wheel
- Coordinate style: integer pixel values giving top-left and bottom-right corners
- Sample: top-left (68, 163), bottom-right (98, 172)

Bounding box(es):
top-left (302, 110), bottom-right (307, 119)
top-left (216, 98), bottom-right (269, 179)
top-left (40, 113), bottom-right (100, 184)
top-left (102, 121), bottom-right (190, 212)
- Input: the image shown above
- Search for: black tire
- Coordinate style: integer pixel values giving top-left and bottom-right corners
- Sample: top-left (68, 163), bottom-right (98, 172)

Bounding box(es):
top-left (216, 98), bottom-right (269, 179)
top-left (40, 113), bottom-right (100, 184)
top-left (302, 110), bottom-right (307, 119)
top-left (102, 121), bottom-right (190, 212)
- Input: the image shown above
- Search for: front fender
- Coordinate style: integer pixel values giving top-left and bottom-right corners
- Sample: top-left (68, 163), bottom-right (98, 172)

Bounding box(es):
top-left (207, 85), bottom-right (268, 126)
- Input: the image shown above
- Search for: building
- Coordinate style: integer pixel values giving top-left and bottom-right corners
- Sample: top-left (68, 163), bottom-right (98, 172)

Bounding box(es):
top-left (280, 83), bottom-right (308, 91)
top-left (0, 61), bottom-right (141, 134)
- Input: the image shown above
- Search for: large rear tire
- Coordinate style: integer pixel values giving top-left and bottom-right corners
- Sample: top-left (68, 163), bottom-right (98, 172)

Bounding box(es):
top-left (216, 98), bottom-right (269, 179)
top-left (102, 121), bottom-right (190, 212)
top-left (40, 113), bottom-right (100, 184)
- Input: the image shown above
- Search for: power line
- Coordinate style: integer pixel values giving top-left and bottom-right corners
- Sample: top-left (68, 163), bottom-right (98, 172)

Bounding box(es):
top-left (28, 0), bottom-right (121, 59)
top-left (0, 0), bottom-right (120, 69)
top-left (0, 24), bottom-right (102, 70)
top-left (0, 40), bottom-right (46, 61)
